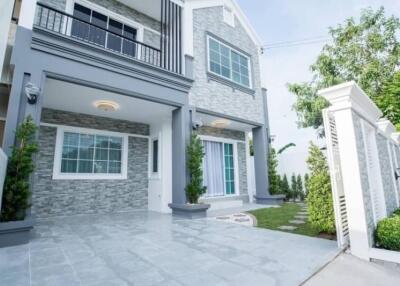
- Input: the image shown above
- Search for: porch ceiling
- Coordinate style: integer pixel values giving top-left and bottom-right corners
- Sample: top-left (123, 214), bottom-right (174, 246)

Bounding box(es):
top-left (118, 0), bottom-right (161, 21)
top-left (42, 79), bottom-right (175, 125)
top-left (196, 112), bottom-right (256, 132)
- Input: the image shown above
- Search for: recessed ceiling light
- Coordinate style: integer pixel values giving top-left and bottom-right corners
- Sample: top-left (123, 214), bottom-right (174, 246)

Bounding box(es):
top-left (93, 100), bottom-right (120, 112)
top-left (211, 118), bottom-right (231, 128)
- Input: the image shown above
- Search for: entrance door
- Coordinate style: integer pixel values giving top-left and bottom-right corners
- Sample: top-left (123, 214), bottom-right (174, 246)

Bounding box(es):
top-left (202, 140), bottom-right (236, 197)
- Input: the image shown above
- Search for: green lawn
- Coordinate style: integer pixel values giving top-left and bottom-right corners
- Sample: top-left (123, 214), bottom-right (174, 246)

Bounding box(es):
top-left (248, 203), bottom-right (320, 237)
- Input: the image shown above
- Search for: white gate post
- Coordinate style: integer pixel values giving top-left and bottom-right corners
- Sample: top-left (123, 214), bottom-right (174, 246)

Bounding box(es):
top-left (319, 81), bottom-right (383, 260)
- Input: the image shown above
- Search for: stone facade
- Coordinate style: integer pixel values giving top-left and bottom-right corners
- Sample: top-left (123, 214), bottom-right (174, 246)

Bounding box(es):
top-left (197, 126), bottom-right (248, 197)
top-left (353, 113), bottom-right (375, 246)
top-left (376, 134), bottom-right (398, 215)
top-left (191, 6), bottom-right (265, 124)
top-left (33, 109), bottom-right (149, 218)
top-left (41, 0), bottom-right (160, 48)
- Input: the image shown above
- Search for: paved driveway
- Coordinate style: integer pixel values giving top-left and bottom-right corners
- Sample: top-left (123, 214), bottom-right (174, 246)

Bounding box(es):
top-left (0, 211), bottom-right (339, 286)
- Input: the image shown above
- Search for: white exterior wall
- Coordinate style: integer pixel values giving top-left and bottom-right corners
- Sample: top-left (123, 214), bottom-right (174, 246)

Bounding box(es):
top-left (148, 118), bottom-right (173, 213)
top-left (0, 0), bottom-right (15, 82)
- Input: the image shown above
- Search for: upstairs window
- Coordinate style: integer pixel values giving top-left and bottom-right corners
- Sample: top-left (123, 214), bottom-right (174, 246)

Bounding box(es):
top-left (207, 36), bottom-right (251, 88)
top-left (71, 3), bottom-right (138, 57)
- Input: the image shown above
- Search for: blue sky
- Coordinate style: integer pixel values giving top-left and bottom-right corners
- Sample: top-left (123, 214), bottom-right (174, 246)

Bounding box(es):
top-left (237, 0), bottom-right (400, 176)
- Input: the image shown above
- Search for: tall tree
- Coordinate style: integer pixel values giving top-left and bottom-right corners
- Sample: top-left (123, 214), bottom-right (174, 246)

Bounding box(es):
top-left (304, 173), bottom-right (310, 197)
top-left (288, 7), bottom-right (400, 136)
top-left (280, 174), bottom-right (290, 200)
top-left (297, 175), bottom-right (304, 201)
top-left (268, 148), bottom-right (281, 195)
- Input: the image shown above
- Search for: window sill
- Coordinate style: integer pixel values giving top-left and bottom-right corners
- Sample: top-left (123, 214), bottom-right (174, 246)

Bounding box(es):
top-left (207, 72), bottom-right (256, 95)
top-left (52, 173), bottom-right (128, 180)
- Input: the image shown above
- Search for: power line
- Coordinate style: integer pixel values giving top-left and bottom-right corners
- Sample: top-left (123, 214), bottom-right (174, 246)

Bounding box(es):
top-left (263, 36), bottom-right (331, 50)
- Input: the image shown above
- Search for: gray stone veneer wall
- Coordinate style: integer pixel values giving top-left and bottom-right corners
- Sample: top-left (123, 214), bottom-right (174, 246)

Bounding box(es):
top-left (353, 112), bottom-right (375, 246)
top-left (197, 126), bottom-right (248, 196)
top-left (41, 0), bottom-right (160, 48)
top-left (376, 134), bottom-right (398, 215)
top-left (191, 6), bottom-right (264, 124)
top-left (33, 109), bottom-right (149, 218)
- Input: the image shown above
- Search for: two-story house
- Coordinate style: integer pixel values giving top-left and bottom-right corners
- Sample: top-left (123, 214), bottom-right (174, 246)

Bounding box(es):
top-left (0, 0), bottom-right (282, 219)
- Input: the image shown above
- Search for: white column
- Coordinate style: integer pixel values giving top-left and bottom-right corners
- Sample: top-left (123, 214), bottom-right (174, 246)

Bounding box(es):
top-left (19, 0), bottom-right (38, 30)
top-left (319, 81), bottom-right (383, 261)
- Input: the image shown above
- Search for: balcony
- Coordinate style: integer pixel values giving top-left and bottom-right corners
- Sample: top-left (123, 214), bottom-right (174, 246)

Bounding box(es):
top-left (33, 1), bottom-right (183, 74)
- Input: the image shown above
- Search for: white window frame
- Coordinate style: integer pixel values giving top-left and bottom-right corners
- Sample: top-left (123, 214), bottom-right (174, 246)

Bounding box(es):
top-left (65, 0), bottom-right (145, 46)
top-left (199, 135), bottom-right (241, 198)
top-left (53, 126), bottom-right (129, 180)
top-left (206, 35), bottom-right (253, 89)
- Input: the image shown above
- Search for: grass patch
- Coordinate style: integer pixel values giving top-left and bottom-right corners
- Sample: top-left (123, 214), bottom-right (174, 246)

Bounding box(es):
top-left (248, 203), bottom-right (320, 237)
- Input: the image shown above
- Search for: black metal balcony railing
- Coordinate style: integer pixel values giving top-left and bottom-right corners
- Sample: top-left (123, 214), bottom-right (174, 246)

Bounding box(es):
top-left (35, 3), bottom-right (162, 68)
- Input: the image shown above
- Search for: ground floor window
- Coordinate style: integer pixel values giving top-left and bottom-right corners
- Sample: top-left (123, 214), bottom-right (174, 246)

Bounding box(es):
top-left (202, 140), bottom-right (236, 197)
top-left (53, 127), bottom-right (128, 180)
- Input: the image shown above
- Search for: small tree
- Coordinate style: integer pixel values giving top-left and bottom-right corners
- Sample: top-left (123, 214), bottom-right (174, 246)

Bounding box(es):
top-left (290, 173), bottom-right (297, 202)
top-left (185, 134), bottom-right (207, 204)
top-left (1, 116), bottom-right (38, 222)
top-left (280, 174), bottom-right (290, 200)
top-left (304, 173), bottom-right (310, 197)
top-left (268, 147), bottom-right (281, 195)
top-left (306, 142), bottom-right (335, 234)
top-left (297, 175), bottom-right (305, 201)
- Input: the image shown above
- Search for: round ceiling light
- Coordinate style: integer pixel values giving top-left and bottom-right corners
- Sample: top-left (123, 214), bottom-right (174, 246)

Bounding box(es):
top-left (93, 100), bottom-right (120, 112)
top-left (211, 118), bottom-right (231, 128)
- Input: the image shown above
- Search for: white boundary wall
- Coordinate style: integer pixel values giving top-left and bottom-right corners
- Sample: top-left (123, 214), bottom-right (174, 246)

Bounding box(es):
top-left (320, 81), bottom-right (400, 263)
top-left (0, 148), bottom-right (7, 210)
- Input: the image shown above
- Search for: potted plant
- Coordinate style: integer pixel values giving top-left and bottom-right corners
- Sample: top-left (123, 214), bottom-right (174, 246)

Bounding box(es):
top-left (0, 116), bottom-right (38, 247)
top-left (169, 133), bottom-right (210, 218)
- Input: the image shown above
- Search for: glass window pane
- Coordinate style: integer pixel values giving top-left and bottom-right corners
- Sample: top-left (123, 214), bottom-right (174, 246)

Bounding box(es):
top-left (232, 72), bottom-right (240, 83)
top-left (71, 3), bottom-right (90, 40)
top-left (107, 18), bottom-right (122, 52)
top-left (64, 132), bottom-right (79, 146)
top-left (109, 149), bottom-right (121, 161)
top-left (80, 134), bottom-right (95, 147)
top-left (78, 160), bottom-right (93, 173)
top-left (94, 161), bottom-right (108, 173)
top-left (241, 76), bottom-right (250, 87)
top-left (210, 62), bottom-right (221, 75)
top-left (62, 146), bottom-right (78, 159)
top-left (221, 55), bottom-right (230, 67)
top-left (152, 140), bottom-right (158, 173)
top-left (109, 137), bottom-right (122, 149)
top-left (108, 161), bottom-right (121, 174)
top-left (209, 39), bottom-right (219, 52)
top-left (240, 55), bottom-right (248, 66)
top-left (122, 25), bottom-right (137, 58)
top-left (89, 11), bottom-right (107, 47)
top-left (61, 159), bottom-right (77, 173)
top-left (96, 136), bottom-right (109, 148)
top-left (79, 147), bottom-right (94, 160)
top-left (221, 67), bottom-right (230, 78)
top-left (210, 50), bottom-right (220, 63)
top-left (231, 51), bottom-right (240, 63)
top-left (95, 148), bottom-right (109, 160)
top-left (220, 45), bottom-right (230, 57)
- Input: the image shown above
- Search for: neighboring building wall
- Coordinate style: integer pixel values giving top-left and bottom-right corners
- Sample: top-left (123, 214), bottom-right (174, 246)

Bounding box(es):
top-left (191, 6), bottom-right (264, 124)
top-left (41, 0), bottom-right (161, 48)
top-left (33, 109), bottom-right (149, 218)
top-left (197, 126), bottom-right (248, 196)
top-left (376, 133), bottom-right (398, 215)
top-left (0, 0), bottom-right (14, 83)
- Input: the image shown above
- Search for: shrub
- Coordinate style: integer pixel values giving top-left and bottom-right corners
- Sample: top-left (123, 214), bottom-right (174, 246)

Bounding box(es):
top-left (306, 142), bottom-right (335, 234)
top-left (185, 134), bottom-right (207, 204)
top-left (376, 216), bottom-right (400, 251)
top-left (1, 116), bottom-right (38, 222)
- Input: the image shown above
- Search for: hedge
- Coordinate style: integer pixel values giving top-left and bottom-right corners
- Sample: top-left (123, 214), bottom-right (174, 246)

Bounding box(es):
top-left (376, 215), bottom-right (400, 251)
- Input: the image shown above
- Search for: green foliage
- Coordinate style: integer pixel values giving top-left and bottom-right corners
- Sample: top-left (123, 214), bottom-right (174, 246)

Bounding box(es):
top-left (280, 174), bottom-right (291, 200)
top-left (268, 148), bottom-right (281, 195)
top-left (185, 134), bottom-right (207, 204)
top-left (290, 173), bottom-right (297, 201)
top-left (277, 143), bottom-right (296, 154)
top-left (375, 215), bottom-right (400, 251)
top-left (1, 116), bottom-right (38, 222)
top-left (304, 173), bottom-right (310, 197)
top-left (297, 175), bottom-right (305, 201)
top-left (393, 208), bottom-right (400, 216)
top-left (288, 7), bottom-right (400, 136)
top-left (306, 142), bottom-right (335, 234)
